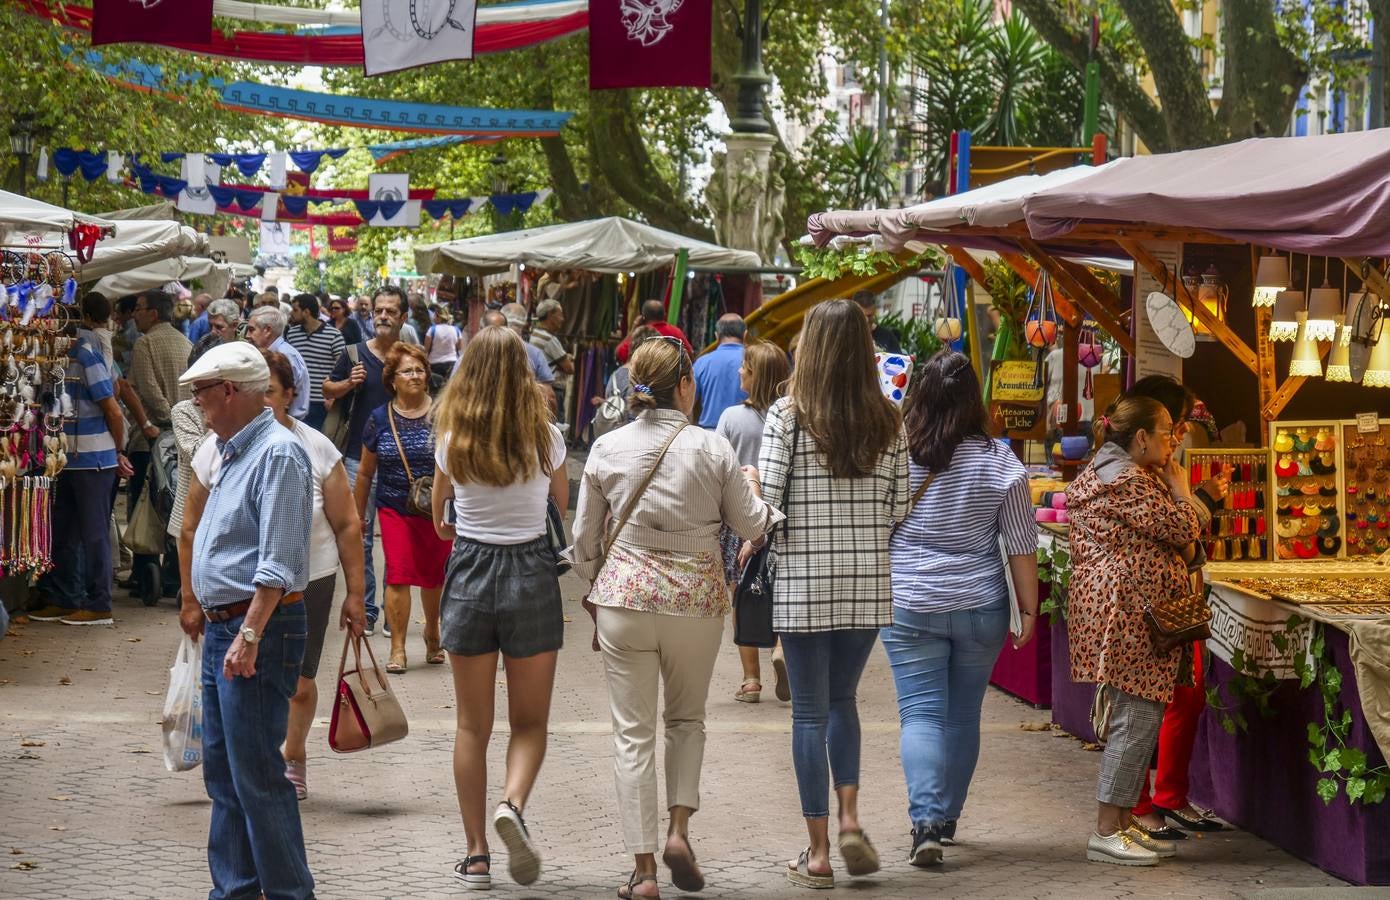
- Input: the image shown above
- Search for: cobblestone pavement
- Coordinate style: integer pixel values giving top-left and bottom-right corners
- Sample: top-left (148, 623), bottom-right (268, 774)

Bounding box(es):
top-left (0, 546), bottom-right (1347, 899)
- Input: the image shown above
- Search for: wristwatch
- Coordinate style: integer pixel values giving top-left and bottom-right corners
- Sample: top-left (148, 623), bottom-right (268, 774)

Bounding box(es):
top-left (238, 625), bottom-right (260, 645)
top-left (142, 420), bottom-right (156, 431)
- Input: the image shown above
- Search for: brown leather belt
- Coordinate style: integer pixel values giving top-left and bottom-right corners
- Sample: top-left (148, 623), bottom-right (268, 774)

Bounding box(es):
top-left (203, 591), bottom-right (304, 623)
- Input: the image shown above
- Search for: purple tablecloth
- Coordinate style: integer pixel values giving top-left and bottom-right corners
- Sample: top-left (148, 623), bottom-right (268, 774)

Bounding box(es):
top-left (1049, 615), bottom-right (1097, 743)
top-left (1189, 627), bottom-right (1390, 885)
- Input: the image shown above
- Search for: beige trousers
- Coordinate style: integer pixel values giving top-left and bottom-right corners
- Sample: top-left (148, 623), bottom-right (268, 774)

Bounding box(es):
top-left (597, 605), bottom-right (725, 854)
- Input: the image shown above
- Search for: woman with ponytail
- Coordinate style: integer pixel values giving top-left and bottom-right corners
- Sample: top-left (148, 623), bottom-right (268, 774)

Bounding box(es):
top-left (1065, 395), bottom-right (1201, 868)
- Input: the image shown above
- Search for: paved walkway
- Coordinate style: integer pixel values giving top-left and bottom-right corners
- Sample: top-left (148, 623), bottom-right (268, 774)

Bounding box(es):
top-left (0, 550), bottom-right (1347, 899)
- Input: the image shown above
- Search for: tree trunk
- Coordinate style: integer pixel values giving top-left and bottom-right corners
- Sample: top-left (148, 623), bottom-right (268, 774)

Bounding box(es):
top-left (1215, 0), bottom-right (1306, 139)
top-left (1115, 0), bottom-right (1221, 148)
top-left (1010, 0), bottom-right (1172, 152)
top-left (1369, 0), bottom-right (1390, 126)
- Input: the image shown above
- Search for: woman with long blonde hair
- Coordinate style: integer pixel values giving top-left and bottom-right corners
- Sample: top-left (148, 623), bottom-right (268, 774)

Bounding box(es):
top-left (430, 326), bottom-right (569, 891)
top-left (758, 298), bottom-right (908, 889)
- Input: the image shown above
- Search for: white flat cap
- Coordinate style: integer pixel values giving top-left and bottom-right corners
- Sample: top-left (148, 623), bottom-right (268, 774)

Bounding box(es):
top-left (179, 341), bottom-right (269, 386)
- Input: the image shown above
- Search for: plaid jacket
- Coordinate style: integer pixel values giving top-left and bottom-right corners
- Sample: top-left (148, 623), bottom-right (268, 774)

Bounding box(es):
top-left (758, 398), bottom-right (909, 632)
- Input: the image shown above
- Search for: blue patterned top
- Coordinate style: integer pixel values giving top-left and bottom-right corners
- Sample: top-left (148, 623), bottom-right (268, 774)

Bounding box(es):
top-left (66, 329), bottom-right (117, 471)
top-left (362, 404), bottom-right (435, 515)
top-left (191, 409), bottom-right (313, 609)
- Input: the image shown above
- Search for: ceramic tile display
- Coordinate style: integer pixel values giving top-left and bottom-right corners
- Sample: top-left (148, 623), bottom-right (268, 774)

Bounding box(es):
top-left (1269, 420), bottom-right (1345, 560)
top-left (1340, 421), bottom-right (1390, 558)
top-left (1187, 449), bottom-right (1269, 562)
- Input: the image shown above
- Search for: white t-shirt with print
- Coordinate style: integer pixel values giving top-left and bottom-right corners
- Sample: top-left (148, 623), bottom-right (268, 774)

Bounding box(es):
top-left (435, 424), bottom-right (566, 545)
top-left (193, 419), bottom-right (344, 581)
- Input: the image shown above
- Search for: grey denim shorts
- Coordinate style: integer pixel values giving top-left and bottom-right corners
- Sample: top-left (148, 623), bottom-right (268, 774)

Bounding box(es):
top-left (440, 535), bottom-right (564, 658)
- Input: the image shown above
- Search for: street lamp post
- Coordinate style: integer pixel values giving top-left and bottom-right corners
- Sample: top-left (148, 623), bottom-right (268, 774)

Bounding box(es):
top-left (718, 0), bottom-right (780, 262)
top-left (9, 113), bottom-right (37, 197)
top-left (730, 0), bottom-right (771, 135)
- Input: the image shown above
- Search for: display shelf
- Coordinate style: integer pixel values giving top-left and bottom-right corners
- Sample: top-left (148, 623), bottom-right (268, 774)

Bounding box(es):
top-left (1340, 422), bottom-right (1390, 558)
top-left (1188, 448), bottom-right (1269, 562)
top-left (1269, 420), bottom-right (1345, 560)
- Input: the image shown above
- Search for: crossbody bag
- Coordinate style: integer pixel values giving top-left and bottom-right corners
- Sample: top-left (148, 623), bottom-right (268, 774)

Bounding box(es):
top-left (385, 404), bottom-right (434, 519)
top-left (733, 424), bottom-right (799, 648)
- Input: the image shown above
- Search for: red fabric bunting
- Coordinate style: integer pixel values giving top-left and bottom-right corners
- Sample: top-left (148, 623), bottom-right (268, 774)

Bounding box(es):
top-left (92, 0), bottom-right (212, 47)
top-left (223, 183), bottom-right (439, 201)
top-left (589, 0), bottom-right (711, 89)
top-left (26, 0), bottom-right (586, 65)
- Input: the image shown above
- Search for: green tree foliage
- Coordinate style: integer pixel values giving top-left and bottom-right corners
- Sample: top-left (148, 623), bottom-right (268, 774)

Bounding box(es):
top-left (1011, 0), bottom-right (1371, 152)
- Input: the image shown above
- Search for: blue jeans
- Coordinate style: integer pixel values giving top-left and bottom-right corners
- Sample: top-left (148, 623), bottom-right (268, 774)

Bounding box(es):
top-left (341, 455), bottom-right (378, 624)
top-left (778, 629), bottom-right (879, 819)
top-left (200, 603), bottom-right (314, 899)
top-left (880, 598), bottom-right (1010, 830)
top-left (43, 469), bottom-right (117, 612)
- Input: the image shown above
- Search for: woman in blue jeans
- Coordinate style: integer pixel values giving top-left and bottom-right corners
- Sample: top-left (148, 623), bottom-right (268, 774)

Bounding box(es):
top-left (883, 351), bottom-right (1039, 867)
top-left (755, 300), bottom-right (909, 889)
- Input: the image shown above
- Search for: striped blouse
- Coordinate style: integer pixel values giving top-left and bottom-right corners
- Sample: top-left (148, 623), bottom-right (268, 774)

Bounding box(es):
top-left (758, 398), bottom-right (910, 632)
top-left (889, 438), bottom-right (1037, 613)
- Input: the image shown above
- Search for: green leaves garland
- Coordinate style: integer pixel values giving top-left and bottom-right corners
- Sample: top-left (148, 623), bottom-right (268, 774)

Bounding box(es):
top-left (1294, 624), bottom-right (1390, 806)
top-left (1035, 541), bottom-right (1069, 621)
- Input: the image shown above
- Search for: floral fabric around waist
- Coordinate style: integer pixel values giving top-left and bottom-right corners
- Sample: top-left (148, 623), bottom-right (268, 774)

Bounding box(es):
top-left (590, 543), bottom-right (729, 618)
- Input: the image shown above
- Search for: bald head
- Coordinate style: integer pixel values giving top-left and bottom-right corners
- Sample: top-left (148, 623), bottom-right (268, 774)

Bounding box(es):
top-left (482, 310), bottom-right (507, 328)
top-left (499, 302), bottom-right (528, 334)
top-left (715, 313), bottom-right (746, 343)
top-left (640, 299), bottom-right (666, 324)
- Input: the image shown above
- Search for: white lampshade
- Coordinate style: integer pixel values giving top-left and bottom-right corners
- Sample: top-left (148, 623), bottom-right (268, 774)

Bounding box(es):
top-left (1269, 290), bottom-right (1305, 342)
top-left (1253, 255), bottom-right (1290, 307)
top-left (1326, 317), bottom-right (1352, 382)
top-left (1289, 312), bottom-right (1323, 377)
top-left (1364, 323), bottom-right (1390, 388)
top-left (1306, 280), bottom-right (1343, 342)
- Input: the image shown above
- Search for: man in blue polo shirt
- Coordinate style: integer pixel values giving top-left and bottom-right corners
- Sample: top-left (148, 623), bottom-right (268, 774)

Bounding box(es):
top-left (692, 314), bottom-right (748, 429)
top-left (31, 309), bottom-right (133, 625)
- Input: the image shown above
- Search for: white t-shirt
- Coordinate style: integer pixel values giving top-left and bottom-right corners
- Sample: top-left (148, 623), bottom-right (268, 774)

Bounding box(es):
top-left (427, 324), bottom-right (462, 364)
top-left (435, 424), bottom-right (566, 544)
top-left (193, 419), bottom-right (344, 581)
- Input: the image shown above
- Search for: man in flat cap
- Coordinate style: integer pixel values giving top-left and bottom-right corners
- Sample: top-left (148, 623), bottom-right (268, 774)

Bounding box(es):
top-left (176, 342), bottom-right (316, 900)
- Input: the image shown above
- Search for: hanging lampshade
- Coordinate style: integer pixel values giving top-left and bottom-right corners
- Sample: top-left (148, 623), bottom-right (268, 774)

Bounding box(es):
top-left (1252, 254), bottom-right (1290, 307)
top-left (1289, 312), bottom-right (1323, 377)
top-left (1343, 292), bottom-right (1371, 343)
top-left (1325, 316), bottom-right (1352, 382)
top-left (1364, 322), bottom-right (1390, 388)
top-left (1269, 289), bottom-right (1305, 342)
top-left (1305, 262), bottom-right (1343, 342)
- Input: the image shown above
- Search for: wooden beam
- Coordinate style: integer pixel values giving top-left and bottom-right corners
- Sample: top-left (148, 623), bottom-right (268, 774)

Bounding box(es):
top-left (998, 251), bottom-right (1083, 328)
top-left (1018, 238), bottom-right (1136, 357)
top-left (1341, 257), bottom-right (1390, 300)
top-left (1056, 257), bottom-right (1127, 320)
top-left (1253, 305), bottom-right (1277, 442)
top-left (1117, 238), bottom-right (1260, 375)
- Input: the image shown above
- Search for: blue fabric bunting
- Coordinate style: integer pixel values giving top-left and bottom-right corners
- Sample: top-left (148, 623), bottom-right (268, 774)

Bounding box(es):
top-left (280, 196), bottom-right (310, 216)
top-left (207, 153), bottom-right (268, 178)
top-left (288, 148), bottom-right (348, 175)
top-left (422, 199), bottom-right (473, 221)
top-left (490, 191), bottom-right (539, 216)
top-left (52, 149), bottom-right (109, 182)
top-left (354, 199), bottom-right (406, 222)
top-left (160, 152), bottom-right (185, 163)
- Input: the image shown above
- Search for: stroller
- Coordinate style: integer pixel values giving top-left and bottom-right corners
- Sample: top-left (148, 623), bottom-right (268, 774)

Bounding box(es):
top-left (130, 430), bottom-right (179, 606)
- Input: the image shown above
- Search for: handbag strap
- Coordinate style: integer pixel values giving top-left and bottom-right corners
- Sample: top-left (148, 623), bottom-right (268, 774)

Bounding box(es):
top-left (385, 403), bottom-right (417, 486)
top-left (891, 471), bottom-right (936, 535)
top-left (603, 421), bottom-right (687, 559)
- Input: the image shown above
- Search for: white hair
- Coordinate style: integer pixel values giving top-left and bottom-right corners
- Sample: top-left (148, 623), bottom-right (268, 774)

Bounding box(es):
top-left (248, 306), bottom-right (287, 339)
top-left (228, 377), bottom-right (270, 395)
top-left (206, 298), bottom-right (241, 322)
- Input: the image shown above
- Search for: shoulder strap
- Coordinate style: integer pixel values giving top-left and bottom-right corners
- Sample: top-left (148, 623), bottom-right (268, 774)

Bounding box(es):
top-left (385, 404), bottom-right (415, 485)
top-left (603, 422), bottom-right (687, 558)
top-left (892, 471), bottom-right (936, 535)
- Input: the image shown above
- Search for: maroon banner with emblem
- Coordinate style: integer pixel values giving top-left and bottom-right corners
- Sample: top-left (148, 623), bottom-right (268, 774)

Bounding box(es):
top-left (92, 0), bottom-right (213, 47)
top-left (589, 0), bottom-right (712, 90)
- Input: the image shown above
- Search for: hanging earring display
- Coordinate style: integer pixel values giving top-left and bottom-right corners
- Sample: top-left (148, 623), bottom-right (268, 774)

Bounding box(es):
top-left (1189, 449), bottom-right (1269, 562)
top-left (1269, 420), bottom-right (1345, 561)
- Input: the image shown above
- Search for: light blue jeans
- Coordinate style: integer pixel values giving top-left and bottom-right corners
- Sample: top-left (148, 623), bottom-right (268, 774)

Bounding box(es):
top-left (880, 598), bottom-right (1010, 830)
top-left (341, 456), bottom-right (378, 625)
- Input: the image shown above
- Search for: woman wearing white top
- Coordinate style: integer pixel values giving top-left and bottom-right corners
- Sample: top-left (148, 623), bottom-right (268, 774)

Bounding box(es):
top-left (179, 350), bottom-right (366, 802)
top-left (426, 307), bottom-right (463, 381)
top-left (430, 326), bottom-right (568, 891)
top-left (714, 340), bottom-right (791, 704)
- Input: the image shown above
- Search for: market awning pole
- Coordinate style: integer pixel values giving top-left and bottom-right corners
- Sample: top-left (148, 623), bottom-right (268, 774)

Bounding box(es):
top-left (668, 249), bottom-right (690, 325)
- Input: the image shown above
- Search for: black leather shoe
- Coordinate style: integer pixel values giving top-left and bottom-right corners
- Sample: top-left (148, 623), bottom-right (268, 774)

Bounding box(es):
top-left (1131, 820), bottom-right (1187, 841)
top-left (1155, 805), bottom-right (1223, 832)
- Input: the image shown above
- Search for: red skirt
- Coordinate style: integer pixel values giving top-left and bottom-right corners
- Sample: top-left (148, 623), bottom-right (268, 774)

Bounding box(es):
top-left (378, 507), bottom-right (452, 588)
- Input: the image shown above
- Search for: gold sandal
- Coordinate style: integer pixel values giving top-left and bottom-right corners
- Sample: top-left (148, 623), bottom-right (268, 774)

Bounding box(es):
top-left (734, 679), bottom-right (762, 703)
top-left (386, 650), bottom-right (407, 674)
top-left (425, 635), bottom-right (445, 665)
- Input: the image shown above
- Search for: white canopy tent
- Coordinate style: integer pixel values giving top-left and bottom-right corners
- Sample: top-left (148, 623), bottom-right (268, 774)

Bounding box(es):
top-left (93, 255), bottom-right (255, 298)
top-left (0, 190), bottom-right (110, 235)
top-left (415, 216), bottom-right (762, 277)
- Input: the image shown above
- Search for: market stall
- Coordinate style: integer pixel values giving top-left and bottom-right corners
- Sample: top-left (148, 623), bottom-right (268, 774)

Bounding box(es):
top-left (92, 254), bottom-right (255, 298)
top-left (416, 217), bottom-right (762, 438)
top-left (807, 130), bottom-right (1390, 884)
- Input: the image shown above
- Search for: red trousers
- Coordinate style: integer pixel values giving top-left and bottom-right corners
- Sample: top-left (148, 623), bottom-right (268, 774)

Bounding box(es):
top-left (1133, 646), bottom-right (1204, 816)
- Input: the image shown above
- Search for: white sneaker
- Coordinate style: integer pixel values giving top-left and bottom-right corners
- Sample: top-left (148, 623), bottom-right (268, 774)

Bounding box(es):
top-left (494, 800), bottom-right (541, 886)
top-left (1087, 831), bottom-right (1159, 866)
top-left (1125, 825), bottom-right (1177, 858)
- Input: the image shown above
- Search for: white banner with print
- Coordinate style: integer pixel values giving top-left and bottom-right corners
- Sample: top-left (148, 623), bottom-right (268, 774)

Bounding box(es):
top-left (361, 0), bottom-right (479, 77)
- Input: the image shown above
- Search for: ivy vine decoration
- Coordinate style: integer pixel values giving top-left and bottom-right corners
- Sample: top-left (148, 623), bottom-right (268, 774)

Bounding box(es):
top-left (1035, 541), bottom-right (1070, 621)
top-left (792, 245), bottom-right (942, 282)
top-left (1293, 624), bottom-right (1390, 806)
top-left (1202, 614), bottom-right (1299, 735)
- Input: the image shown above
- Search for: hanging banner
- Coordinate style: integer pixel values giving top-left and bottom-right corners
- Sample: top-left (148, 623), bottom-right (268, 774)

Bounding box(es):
top-left (92, 0), bottom-right (213, 46)
top-left (362, 0), bottom-right (479, 76)
top-left (366, 173), bottom-right (413, 226)
top-left (177, 155), bottom-right (218, 216)
top-left (258, 221), bottom-right (293, 265)
top-left (589, 0), bottom-right (712, 89)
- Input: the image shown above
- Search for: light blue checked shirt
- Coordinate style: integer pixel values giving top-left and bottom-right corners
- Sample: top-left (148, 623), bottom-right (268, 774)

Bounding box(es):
top-left (191, 409), bottom-right (313, 609)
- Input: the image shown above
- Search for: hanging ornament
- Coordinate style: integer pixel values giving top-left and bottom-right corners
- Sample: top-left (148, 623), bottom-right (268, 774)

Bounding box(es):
top-left (1024, 269), bottom-right (1059, 350)
top-left (932, 264), bottom-right (963, 343)
top-left (1077, 321), bottom-right (1104, 400)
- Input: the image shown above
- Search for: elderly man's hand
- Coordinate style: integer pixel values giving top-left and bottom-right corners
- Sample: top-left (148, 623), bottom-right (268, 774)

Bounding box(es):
top-left (223, 635), bottom-right (259, 680)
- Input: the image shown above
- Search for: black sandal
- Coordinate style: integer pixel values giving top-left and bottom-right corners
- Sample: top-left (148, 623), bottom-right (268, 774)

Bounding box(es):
top-left (1155, 804), bottom-right (1223, 832)
top-left (617, 871), bottom-right (658, 899)
top-left (452, 854), bottom-right (491, 891)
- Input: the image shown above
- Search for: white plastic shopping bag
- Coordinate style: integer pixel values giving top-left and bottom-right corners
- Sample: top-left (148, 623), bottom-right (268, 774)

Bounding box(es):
top-left (161, 635), bottom-right (204, 772)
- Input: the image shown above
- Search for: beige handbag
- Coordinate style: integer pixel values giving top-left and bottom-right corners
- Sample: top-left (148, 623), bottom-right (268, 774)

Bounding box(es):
top-left (328, 633), bottom-right (409, 753)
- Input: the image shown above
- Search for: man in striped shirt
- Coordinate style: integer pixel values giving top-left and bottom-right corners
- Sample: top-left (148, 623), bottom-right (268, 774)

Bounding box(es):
top-left (31, 326), bottom-right (132, 626)
top-left (285, 293), bottom-right (345, 431)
